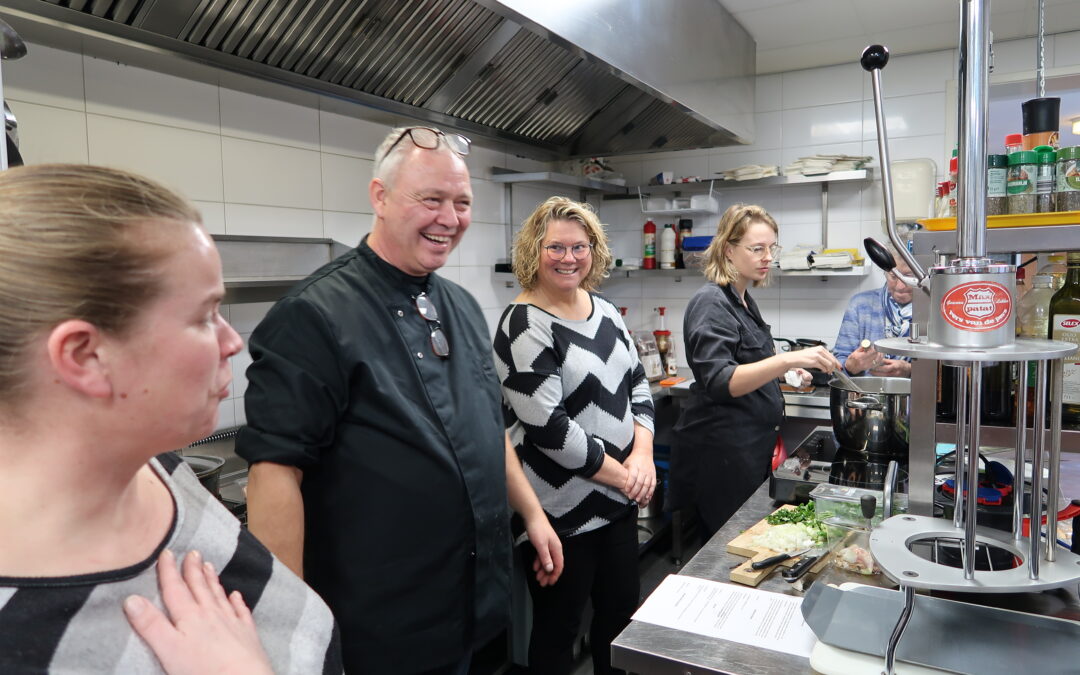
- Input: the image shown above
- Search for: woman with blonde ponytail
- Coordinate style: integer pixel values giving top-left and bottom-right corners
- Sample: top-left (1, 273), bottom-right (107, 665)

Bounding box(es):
top-left (669, 204), bottom-right (841, 539)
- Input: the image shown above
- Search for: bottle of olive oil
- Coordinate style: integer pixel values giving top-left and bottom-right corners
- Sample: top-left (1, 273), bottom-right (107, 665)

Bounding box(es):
top-left (1048, 251), bottom-right (1080, 426)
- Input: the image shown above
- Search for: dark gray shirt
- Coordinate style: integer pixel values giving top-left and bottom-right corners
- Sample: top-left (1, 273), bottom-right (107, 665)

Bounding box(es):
top-left (675, 281), bottom-right (784, 446)
top-left (237, 238), bottom-right (510, 675)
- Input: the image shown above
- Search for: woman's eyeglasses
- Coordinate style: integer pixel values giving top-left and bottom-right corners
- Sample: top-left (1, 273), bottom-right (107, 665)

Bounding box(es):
top-left (386, 127), bottom-right (471, 158)
top-left (736, 243), bottom-right (782, 259)
top-left (543, 243), bottom-right (593, 260)
top-left (413, 292), bottom-right (450, 358)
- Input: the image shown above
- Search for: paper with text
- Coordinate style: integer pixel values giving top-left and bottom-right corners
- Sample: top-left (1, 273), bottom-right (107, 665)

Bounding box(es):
top-left (631, 574), bottom-right (817, 658)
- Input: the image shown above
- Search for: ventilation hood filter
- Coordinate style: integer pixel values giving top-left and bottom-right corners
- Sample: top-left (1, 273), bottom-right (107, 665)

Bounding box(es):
top-left (0, 0), bottom-right (755, 158)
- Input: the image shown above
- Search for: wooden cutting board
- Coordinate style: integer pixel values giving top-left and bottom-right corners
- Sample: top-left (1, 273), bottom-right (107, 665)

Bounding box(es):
top-left (726, 505), bottom-right (831, 586)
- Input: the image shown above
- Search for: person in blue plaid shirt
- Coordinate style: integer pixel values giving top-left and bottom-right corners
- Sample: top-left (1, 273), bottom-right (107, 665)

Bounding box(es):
top-left (833, 255), bottom-right (914, 377)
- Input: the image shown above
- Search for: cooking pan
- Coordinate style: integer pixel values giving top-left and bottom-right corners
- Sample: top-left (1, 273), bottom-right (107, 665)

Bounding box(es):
top-left (830, 376), bottom-right (910, 457)
top-left (182, 454), bottom-right (225, 498)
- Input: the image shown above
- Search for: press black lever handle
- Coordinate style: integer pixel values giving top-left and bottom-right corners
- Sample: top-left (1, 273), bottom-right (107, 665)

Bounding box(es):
top-left (860, 44), bottom-right (890, 72)
top-left (864, 237), bottom-right (896, 272)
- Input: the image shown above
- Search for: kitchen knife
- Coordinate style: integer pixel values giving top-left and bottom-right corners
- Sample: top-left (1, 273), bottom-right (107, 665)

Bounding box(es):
top-left (751, 546), bottom-right (812, 570)
top-left (781, 552), bottom-right (823, 581)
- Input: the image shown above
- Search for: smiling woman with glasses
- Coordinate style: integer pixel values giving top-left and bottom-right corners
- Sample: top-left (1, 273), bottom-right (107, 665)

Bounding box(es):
top-left (669, 203), bottom-right (842, 542)
top-left (494, 196), bottom-right (655, 675)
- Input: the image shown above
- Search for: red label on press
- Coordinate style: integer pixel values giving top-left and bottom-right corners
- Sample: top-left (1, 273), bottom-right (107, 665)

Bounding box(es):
top-left (940, 281), bottom-right (1012, 332)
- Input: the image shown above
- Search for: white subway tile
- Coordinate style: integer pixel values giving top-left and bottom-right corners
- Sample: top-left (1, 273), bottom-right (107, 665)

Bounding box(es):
top-left (862, 93), bottom-right (947, 140)
top-left (877, 50), bottom-right (953, 98)
top-left (87, 114), bottom-right (223, 202)
top-left (221, 137), bottom-right (321, 209)
top-left (465, 144), bottom-right (508, 180)
top-left (457, 221), bottom-right (506, 266)
top-left (436, 267), bottom-right (461, 285)
top-left (713, 111), bottom-right (783, 153)
top-left (990, 36), bottom-right (1038, 75)
top-left (1052, 31), bottom-right (1080, 68)
top-left (193, 201), bottom-right (226, 234)
top-left (782, 101), bottom-right (863, 147)
top-left (319, 110), bottom-right (390, 158)
top-left (470, 178), bottom-right (504, 225)
top-left (230, 340), bottom-right (254, 398)
top-left (861, 134), bottom-right (947, 166)
top-left (224, 203), bottom-right (323, 238)
top-left (457, 265), bottom-right (504, 310)
top-left (782, 62), bottom-right (864, 108)
top-left (84, 56), bottom-right (220, 133)
top-left (215, 398), bottom-right (236, 431)
top-left (228, 303), bottom-right (275, 334)
top-left (323, 211), bottom-right (372, 247)
top-left (4, 42), bottom-right (84, 111)
top-left (755, 74), bottom-right (782, 112)
top-left (321, 153), bottom-right (373, 213)
top-left (781, 141), bottom-right (864, 168)
top-left (233, 398), bottom-right (247, 426)
top-left (11, 102), bottom-right (88, 164)
top-left (220, 88), bottom-right (320, 150)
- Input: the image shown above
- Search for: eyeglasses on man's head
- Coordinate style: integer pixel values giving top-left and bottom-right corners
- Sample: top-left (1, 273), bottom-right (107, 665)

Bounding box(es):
top-left (386, 127), bottom-right (471, 159)
top-left (735, 243), bottom-right (782, 259)
top-left (543, 243), bottom-right (593, 261)
top-left (413, 292), bottom-right (450, 358)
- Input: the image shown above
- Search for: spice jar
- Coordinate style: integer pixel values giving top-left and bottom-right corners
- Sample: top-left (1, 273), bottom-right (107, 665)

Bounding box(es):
top-left (987, 154), bottom-right (1008, 216)
top-left (1007, 150), bottom-right (1037, 214)
top-left (1057, 146), bottom-right (1080, 212)
top-left (1034, 145), bottom-right (1057, 213)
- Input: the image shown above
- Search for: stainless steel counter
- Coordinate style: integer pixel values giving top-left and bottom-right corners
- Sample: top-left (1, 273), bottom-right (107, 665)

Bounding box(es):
top-left (652, 375), bottom-right (831, 422)
top-left (611, 481), bottom-right (815, 674)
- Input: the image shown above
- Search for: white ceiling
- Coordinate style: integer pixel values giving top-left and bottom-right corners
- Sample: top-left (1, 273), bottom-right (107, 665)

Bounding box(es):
top-left (719, 0), bottom-right (1080, 74)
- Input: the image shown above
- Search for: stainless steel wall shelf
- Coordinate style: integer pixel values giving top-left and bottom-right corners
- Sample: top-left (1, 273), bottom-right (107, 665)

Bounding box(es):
top-left (215, 234), bottom-right (348, 304)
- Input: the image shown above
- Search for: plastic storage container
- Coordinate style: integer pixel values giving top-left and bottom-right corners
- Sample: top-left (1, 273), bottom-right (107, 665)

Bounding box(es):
top-left (681, 235), bottom-right (712, 269)
top-left (810, 483), bottom-right (908, 529)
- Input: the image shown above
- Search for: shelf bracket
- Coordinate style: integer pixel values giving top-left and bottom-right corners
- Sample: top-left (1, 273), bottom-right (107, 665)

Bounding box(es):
top-left (821, 181), bottom-right (829, 249)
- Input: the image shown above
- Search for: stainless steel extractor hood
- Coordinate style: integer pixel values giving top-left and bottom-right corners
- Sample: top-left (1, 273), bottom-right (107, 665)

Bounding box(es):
top-left (0, 0), bottom-right (755, 158)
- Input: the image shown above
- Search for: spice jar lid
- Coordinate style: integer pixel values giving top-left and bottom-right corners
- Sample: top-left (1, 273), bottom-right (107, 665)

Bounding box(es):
top-left (1057, 146), bottom-right (1080, 161)
top-left (1034, 145), bottom-right (1057, 163)
top-left (1008, 150), bottom-right (1037, 165)
top-left (1005, 133), bottom-right (1023, 146)
top-left (987, 154), bottom-right (1008, 167)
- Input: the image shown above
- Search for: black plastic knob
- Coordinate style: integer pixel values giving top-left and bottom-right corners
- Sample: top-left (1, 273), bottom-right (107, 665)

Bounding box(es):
top-left (864, 237), bottom-right (896, 272)
top-left (861, 44), bottom-right (890, 72)
top-left (861, 494), bottom-right (878, 521)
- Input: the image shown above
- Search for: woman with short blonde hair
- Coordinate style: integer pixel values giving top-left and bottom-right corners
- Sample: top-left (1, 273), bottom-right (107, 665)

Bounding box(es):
top-left (670, 203), bottom-right (841, 539)
top-left (512, 195), bottom-right (613, 292)
top-left (497, 195), bottom-right (653, 675)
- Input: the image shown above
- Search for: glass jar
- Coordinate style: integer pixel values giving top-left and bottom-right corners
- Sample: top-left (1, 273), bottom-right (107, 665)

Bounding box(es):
top-left (986, 153), bottom-right (1008, 215)
top-left (1034, 146), bottom-right (1057, 213)
top-left (1006, 150), bottom-right (1037, 214)
top-left (1056, 146), bottom-right (1080, 212)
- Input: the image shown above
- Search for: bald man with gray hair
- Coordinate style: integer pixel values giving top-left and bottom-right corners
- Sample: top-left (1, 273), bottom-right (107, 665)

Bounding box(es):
top-left (238, 126), bottom-right (562, 675)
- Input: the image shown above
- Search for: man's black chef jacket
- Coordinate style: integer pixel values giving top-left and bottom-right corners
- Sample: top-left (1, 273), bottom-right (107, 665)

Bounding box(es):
top-left (236, 238), bottom-right (510, 674)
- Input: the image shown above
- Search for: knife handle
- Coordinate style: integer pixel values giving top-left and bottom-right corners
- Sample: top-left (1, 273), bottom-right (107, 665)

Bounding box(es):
top-left (751, 552), bottom-right (793, 570)
top-left (782, 554), bottom-right (820, 581)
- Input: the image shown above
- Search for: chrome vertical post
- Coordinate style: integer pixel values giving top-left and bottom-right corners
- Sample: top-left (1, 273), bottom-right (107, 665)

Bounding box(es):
top-left (964, 363), bottom-right (982, 579)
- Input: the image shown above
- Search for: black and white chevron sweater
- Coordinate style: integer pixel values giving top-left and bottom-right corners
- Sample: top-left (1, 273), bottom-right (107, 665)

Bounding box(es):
top-left (494, 294), bottom-right (655, 537)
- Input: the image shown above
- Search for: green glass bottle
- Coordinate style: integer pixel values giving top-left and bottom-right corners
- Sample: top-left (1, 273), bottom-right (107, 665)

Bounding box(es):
top-left (1048, 251), bottom-right (1080, 426)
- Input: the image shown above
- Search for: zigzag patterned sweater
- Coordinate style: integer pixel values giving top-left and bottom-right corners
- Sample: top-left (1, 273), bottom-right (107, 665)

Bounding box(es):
top-left (494, 294), bottom-right (655, 537)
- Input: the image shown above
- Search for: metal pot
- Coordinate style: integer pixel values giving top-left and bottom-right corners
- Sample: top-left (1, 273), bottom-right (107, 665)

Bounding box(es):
top-left (182, 454), bottom-right (225, 498)
top-left (829, 376), bottom-right (910, 457)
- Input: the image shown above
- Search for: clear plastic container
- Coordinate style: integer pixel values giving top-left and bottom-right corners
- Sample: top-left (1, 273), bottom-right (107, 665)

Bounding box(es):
top-left (1018, 274), bottom-right (1056, 339)
top-left (809, 483), bottom-right (908, 529)
top-left (1038, 252), bottom-right (1067, 290)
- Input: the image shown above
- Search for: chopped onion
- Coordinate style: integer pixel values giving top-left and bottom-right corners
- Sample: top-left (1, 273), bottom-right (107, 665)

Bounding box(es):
top-left (753, 523), bottom-right (817, 553)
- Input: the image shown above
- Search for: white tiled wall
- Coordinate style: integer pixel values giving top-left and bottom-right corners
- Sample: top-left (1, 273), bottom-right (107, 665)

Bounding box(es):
top-left (4, 42), bottom-right (535, 431)
top-left (7, 30), bottom-right (1080, 429)
top-left (601, 30), bottom-right (1080, 369)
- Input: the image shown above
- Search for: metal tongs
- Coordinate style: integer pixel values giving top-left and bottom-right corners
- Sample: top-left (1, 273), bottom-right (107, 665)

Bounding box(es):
top-left (831, 367), bottom-right (865, 393)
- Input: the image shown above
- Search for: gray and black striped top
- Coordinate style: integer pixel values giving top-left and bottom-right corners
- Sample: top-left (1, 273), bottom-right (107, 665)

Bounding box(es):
top-left (494, 294), bottom-right (655, 537)
top-left (0, 453), bottom-right (341, 674)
